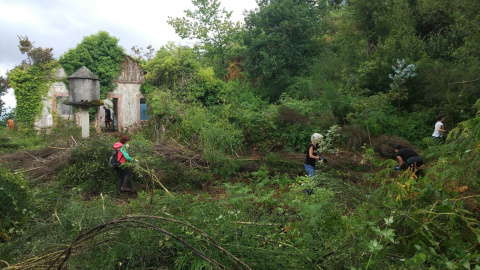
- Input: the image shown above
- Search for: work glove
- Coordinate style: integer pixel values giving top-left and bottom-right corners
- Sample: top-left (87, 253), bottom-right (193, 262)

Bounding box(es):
top-left (395, 166), bottom-right (400, 171)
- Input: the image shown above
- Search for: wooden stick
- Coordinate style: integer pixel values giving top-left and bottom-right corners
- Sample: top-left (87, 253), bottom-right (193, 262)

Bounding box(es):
top-left (231, 221), bottom-right (282, 226)
top-left (449, 77), bottom-right (480, 85)
top-left (24, 151), bottom-right (46, 163)
top-left (48, 146), bottom-right (71, 150)
top-left (14, 167), bottom-right (43, 174)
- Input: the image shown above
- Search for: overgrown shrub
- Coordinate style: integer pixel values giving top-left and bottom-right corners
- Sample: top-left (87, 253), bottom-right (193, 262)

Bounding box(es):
top-left (372, 135), bottom-right (415, 158)
top-left (0, 165), bottom-right (31, 238)
top-left (56, 135), bottom-right (117, 193)
top-left (342, 125), bottom-right (370, 150)
top-left (277, 94), bottom-right (338, 151)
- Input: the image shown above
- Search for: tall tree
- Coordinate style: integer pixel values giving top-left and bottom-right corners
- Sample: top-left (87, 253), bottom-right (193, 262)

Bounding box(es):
top-left (17, 36), bottom-right (54, 66)
top-left (242, 0), bottom-right (324, 100)
top-left (415, 0), bottom-right (480, 121)
top-left (8, 37), bottom-right (57, 130)
top-left (143, 43), bottom-right (201, 98)
top-left (168, 0), bottom-right (242, 76)
top-left (143, 42), bottom-right (225, 105)
top-left (59, 31), bottom-right (125, 98)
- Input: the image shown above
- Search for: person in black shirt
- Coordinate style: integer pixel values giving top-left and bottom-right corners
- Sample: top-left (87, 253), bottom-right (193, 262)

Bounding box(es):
top-left (305, 133), bottom-right (323, 178)
top-left (393, 144), bottom-right (423, 171)
top-left (103, 106), bottom-right (112, 128)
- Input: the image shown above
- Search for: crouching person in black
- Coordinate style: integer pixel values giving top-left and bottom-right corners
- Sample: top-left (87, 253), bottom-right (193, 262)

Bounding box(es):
top-left (393, 144), bottom-right (423, 174)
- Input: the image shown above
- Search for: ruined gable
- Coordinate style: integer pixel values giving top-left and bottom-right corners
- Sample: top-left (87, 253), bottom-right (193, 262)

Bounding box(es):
top-left (36, 56), bottom-right (147, 133)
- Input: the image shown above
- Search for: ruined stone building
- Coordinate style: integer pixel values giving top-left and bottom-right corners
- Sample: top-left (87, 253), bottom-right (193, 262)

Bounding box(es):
top-left (35, 56), bottom-right (147, 133)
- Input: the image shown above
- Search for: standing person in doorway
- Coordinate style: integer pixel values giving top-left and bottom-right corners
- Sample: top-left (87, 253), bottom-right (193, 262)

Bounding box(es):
top-left (432, 114), bottom-right (446, 144)
top-left (7, 118), bottom-right (14, 131)
top-left (104, 106), bottom-right (112, 129)
top-left (393, 144), bottom-right (423, 172)
top-left (113, 135), bottom-right (134, 192)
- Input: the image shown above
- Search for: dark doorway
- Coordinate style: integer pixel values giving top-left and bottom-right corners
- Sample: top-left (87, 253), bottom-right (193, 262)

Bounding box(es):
top-left (140, 98), bottom-right (149, 120)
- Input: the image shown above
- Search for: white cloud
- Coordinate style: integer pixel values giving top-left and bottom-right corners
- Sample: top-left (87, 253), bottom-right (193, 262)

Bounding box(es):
top-left (0, 2), bottom-right (40, 25)
top-left (1, 89), bottom-right (16, 110)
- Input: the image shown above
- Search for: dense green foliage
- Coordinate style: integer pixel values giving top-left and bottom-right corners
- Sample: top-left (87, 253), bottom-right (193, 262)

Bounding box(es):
top-left (7, 62), bottom-right (57, 131)
top-left (243, 0), bottom-right (324, 100)
top-left (59, 31), bottom-right (125, 98)
top-left (0, 165), bottom-right (31, 238)
top-left (168, 0), bottom-right (242, 77)
top-left (1, 115), bottom-right (479, 268)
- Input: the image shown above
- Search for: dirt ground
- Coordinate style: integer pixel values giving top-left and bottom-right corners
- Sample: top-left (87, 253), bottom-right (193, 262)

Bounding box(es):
top-left (0, 135), bottom-right (385, 197)
top-left (0, 145), bottom-right (72, 182)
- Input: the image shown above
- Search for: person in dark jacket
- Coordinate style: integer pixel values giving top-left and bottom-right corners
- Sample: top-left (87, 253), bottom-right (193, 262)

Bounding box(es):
top-left (113, 135), bottom-right (134, 191)
top-left (104, 106), bottom-right (112, 129)
top-left (393, 144), bottom-right (423, 171)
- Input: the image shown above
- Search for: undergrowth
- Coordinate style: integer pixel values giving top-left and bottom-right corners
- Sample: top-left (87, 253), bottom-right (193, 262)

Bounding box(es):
top-left (1, 114), bottom-right (480, 269)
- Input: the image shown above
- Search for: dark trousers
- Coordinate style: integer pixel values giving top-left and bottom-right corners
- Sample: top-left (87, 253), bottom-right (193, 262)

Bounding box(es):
top-left (432, 136), bottom-right (444, 145)
top-left (114, 166), bottom-right (131, 190)
top-left (402, 156), bottom-right (423, 171)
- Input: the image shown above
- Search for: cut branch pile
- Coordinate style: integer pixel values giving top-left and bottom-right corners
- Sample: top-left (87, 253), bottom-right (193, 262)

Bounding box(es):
top-left (5, 215), bottom-right (251, 270)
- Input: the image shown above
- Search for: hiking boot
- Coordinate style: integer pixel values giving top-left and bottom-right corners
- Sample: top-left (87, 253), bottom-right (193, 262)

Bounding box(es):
top-left (120, 186), bottom-right (132, 192)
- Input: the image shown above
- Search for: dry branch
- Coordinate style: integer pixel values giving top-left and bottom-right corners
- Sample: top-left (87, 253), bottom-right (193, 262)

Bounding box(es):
top-left (47, 146), bottom-right (71, 150)
top-left (13, 167), bottom-right (43, 174)
top-left (24, 151), bottom-right (46, 163)
top-left (6, 215), bottom-right (251, 270)
top-left (448, 77), bottom-right (480, 85)
top-left (231, 221), bottom-right (282, 226)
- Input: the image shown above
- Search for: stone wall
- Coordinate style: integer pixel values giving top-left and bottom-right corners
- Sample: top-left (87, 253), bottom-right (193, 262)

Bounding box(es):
top-left (100, 56), bottom-right (145, 132)
top-left (37, 56), bottom-right (145, 133)
top-left (34, 68), bottom-right (71, 130)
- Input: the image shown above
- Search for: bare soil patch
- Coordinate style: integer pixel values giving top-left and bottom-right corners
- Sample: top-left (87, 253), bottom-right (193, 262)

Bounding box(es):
top-left (0, 145), bottom-right (71, 182)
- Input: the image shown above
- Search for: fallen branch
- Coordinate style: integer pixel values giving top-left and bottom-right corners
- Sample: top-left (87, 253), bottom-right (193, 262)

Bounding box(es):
top-left (13, 167), bottom-right (43, 174)
top-left (48, 146), bottom-right (71, 150)
top-left (70, 136), bottom-right (77, 146)
top-left (24, 151), bottom-right (46, 163)
top-left (0, 260), bottom-right (10, 268)
top-left (231, 221), bottom-right (282, 226)
top-left (448, 77), bottom-right (480, 85)
top-left (7, 215), bottom-right (251, 270)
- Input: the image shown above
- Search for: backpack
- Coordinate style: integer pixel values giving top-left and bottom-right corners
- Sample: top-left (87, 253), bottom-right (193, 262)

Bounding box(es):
top-left (109, 149), bottom-right (121, 168)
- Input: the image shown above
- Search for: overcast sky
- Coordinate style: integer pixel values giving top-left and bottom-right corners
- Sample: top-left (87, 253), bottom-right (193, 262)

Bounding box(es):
top-left (0, 0), bottom-right (258, 110)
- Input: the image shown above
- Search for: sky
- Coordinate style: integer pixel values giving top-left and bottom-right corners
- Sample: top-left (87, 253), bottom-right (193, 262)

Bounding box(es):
top-left (0, 0), bottom-right (258, 110)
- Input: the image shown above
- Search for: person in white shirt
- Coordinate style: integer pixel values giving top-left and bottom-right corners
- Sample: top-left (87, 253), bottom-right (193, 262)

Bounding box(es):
top-left (432, 114), bottom-right (446, 143)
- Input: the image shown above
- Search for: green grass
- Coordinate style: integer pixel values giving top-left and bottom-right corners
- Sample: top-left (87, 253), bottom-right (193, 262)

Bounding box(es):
top-left (1, 125), bottom-right (480, 269)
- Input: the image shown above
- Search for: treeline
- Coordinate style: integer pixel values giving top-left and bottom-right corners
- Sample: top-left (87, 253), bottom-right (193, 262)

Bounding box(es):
top-left (5, 0), bottom-right (480, 151)
top-left (138, 0), bottom-right (480, 154)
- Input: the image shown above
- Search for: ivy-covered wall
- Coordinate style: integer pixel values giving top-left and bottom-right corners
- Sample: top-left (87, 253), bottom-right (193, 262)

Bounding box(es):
top-left (8, 62), bottom-right (57, 131)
